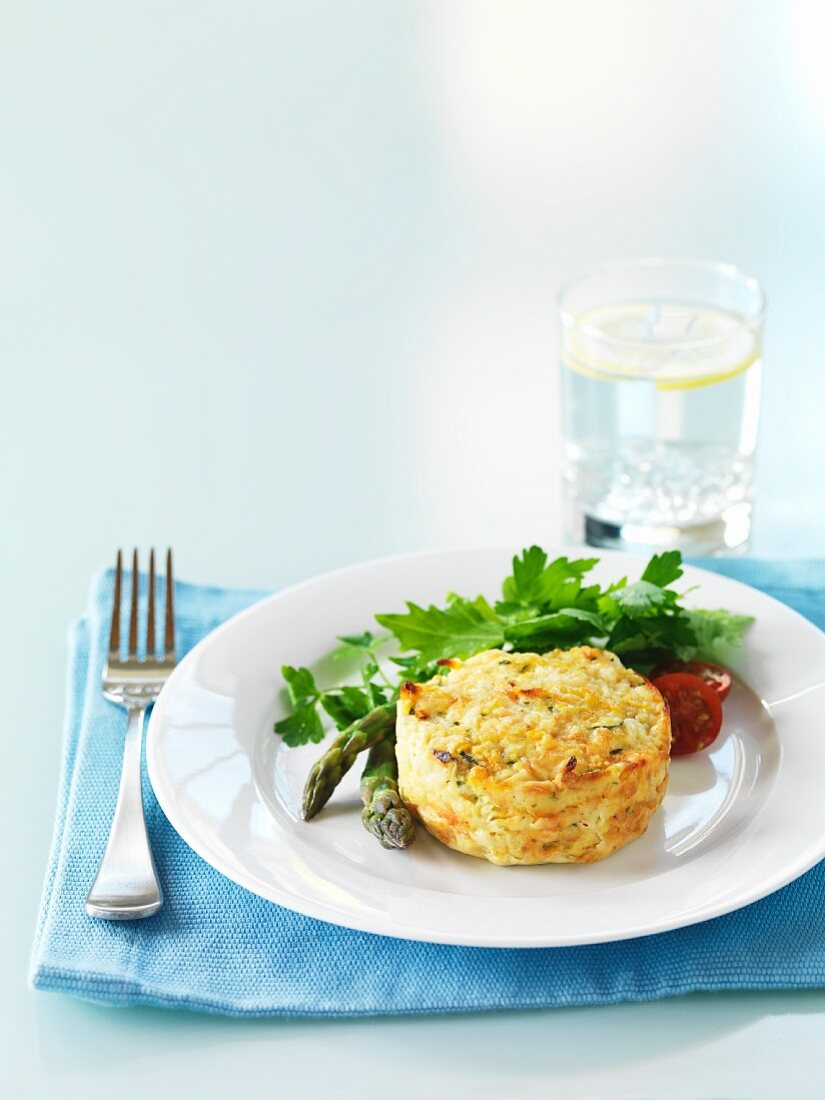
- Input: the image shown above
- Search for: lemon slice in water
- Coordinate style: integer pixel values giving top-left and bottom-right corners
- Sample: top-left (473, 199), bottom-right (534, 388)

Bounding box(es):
top-left (564, 303), bottom-right (760, 390)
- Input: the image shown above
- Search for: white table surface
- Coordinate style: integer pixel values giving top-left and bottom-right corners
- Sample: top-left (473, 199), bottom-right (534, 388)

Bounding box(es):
top-left (3, 2), bottom-right (825, 1096)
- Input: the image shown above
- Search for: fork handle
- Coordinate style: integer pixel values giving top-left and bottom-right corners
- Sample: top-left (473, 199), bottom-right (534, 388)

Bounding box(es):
top-left (86, 705), bottom-right (163, 920)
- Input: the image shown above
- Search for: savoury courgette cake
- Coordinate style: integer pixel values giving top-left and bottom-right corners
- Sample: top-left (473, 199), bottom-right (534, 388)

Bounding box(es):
top-left (395, 647), bottom-right (670, 865)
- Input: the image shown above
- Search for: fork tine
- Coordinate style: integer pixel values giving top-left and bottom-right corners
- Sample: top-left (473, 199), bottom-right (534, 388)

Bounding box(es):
top-left (164, 548), bottom-right (175, 660)
top-left (109, 550), bottom-right (123, 658)
top-left (146, 548), bottom-right (156, 659)
top-left (128, 548), bottom-right (139, 659)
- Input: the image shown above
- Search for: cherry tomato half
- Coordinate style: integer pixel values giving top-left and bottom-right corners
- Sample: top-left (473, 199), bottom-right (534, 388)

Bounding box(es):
top-left (652, 672), bottom-right (724, 755)
top-left (650, 658), bottom-right (733, 701)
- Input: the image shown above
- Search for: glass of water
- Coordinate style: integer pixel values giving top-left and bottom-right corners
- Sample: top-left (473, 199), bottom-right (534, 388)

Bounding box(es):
top-left (559, 259), bottom-right (766, 554)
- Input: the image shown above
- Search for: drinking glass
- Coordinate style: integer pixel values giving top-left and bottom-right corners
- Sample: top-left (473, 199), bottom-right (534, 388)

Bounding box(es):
top-left (558, 259), bottom-right (766, 554)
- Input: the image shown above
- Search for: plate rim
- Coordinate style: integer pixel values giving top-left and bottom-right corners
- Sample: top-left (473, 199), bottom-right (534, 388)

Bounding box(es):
top-left (146, 544), bottom-right (825, 947)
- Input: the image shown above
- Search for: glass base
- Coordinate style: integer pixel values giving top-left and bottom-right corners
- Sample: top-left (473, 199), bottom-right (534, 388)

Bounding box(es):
top-left (568, 503), bottom-right (752, 557)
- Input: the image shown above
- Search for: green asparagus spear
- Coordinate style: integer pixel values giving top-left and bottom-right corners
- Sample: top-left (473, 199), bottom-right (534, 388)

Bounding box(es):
top-left (360, 734), bottom-right (415, 850)
top-left (302, 704), bottom-right (395, 820)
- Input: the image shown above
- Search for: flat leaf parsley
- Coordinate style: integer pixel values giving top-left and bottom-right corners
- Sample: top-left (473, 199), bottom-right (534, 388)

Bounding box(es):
top-left (275, 548), bottom-right (753, 745)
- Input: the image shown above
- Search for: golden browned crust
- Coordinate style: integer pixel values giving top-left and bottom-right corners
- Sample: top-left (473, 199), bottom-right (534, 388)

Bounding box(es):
top-left (395, 647), bottom-right (670, 865)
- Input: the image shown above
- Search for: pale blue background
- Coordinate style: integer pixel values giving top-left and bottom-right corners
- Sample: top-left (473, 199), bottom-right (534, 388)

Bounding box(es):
top-left (3, 1), bottom-right (825, 1096)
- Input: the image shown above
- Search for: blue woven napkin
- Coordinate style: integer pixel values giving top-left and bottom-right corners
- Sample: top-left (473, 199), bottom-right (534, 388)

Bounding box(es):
top-left (30, 559), bottom-right (825, 1016)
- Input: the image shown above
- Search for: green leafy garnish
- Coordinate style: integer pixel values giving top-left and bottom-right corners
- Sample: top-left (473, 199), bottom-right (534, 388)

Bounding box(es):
top-left (274, 548), bottom-right (754, 745)
top-left (641, 549), bottom-right (684, 588)
top-left (274, 665), bottom-right (325, 747)
top-left (320, 686), bottom-right (372, 730)
top-left (375, 600), bottom-right (505, 663)
top-left (333, 631), bottom-right (381, 657)
top-left (498, 549), bottom-right (601, 614)
top-left (681, 608), bottom-right (755, 658)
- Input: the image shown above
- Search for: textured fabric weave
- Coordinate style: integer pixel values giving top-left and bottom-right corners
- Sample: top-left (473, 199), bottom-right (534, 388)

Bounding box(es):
top-left (30, 559), bottom-right (825, 1016)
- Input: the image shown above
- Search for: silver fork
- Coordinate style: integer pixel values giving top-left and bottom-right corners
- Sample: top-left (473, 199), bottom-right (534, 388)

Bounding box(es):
top-left (85, 548), bottom-right (176, 920)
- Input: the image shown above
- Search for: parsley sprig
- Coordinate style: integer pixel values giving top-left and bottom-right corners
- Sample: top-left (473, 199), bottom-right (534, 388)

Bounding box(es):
top-left (275, 548), bottom-right (753, 746)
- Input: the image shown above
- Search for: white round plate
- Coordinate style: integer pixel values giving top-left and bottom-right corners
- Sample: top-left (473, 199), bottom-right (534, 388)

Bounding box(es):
top-left (146, 547), bottom-right (825, 947)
